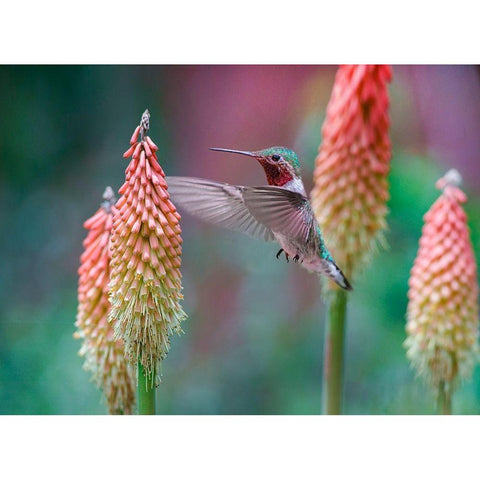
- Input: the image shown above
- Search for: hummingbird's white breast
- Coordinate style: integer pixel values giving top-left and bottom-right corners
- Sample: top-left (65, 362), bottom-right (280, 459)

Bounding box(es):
top-left (283, 177), bottom-right (307, 196)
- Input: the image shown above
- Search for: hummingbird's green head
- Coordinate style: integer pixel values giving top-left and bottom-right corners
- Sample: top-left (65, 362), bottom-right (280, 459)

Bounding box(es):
top-left (255, 146), bottom-right (300, 173)
top-left (210, 146), bottom-right (301, 187)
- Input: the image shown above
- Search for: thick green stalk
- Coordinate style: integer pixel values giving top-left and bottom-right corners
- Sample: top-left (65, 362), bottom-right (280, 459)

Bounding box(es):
top-left (437, 381), bottom-right (452, 415)
top-left (322, 288), bottom-right (347, 415)
top-left (137, 361), bottom-right (156, 415)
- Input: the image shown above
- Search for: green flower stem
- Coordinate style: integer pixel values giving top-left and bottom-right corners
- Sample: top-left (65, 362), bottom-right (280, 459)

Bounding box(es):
top-left (437, 381), bottom-right (452, 415)
top-left (137, 361), bottom-right (156, 415)
top-left (322, 288), bottom-right (347, 415)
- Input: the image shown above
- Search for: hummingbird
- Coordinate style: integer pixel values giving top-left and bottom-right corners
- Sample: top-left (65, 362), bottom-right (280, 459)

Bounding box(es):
top-left (166, 146), bottom-right (352, 290)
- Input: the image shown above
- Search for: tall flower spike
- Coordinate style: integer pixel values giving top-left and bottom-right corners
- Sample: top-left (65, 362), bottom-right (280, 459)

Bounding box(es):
top-left (75, 186), bottom-right (135, 415)
top-left (405, 169), bottom-right (479, 406)
top-left (109, 109), bottom-right (187, 377)
top-left (311, 65), bottom-right (392, 281)
top-left (312, 66), bottom-right (392, 414)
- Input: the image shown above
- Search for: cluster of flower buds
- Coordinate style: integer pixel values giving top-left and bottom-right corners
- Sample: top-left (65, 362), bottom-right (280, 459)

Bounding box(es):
top-left (109, 110), bottom-right (186, 377)
top-left (405, 169), bottom-right (479, 394)
top-left (75, 187), bottom-right (135, 414)
top-left (311, 65), bottom-right (392, 282)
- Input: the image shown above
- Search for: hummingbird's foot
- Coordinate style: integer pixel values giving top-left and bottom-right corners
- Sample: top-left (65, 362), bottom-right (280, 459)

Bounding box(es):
top-left (293, 254), bottom-right (300, 263)
top-left (276, 248), bottom-right (290, 263)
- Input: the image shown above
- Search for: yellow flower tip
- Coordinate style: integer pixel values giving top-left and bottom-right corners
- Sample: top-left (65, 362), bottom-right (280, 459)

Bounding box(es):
top-left (310, 65), bottom-right (392, 281)
top-left (101, 338), bottom-right (136, 415)
top-left (109, 112), bottom-right (187, 376)
top-left (75, 187), bottom-right (136, 414)
top-left (405, 170), bottom-right (479, 393)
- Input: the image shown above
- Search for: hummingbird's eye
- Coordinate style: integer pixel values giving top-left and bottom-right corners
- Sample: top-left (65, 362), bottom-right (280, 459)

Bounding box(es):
top-left (271, 154), bottom-right (281, 161)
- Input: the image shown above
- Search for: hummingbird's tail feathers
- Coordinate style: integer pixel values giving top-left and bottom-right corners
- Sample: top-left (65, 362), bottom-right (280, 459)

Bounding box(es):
top-left (323, 259), bottom-right (353, 291)
top-left (166, 176), bottom-right (275, 242)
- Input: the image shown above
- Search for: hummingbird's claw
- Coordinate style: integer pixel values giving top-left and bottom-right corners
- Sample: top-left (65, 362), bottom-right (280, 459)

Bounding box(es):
top-left (275, 248), bottom-right (291, 263)
top-left (293, 254), bottom-right (300, 263)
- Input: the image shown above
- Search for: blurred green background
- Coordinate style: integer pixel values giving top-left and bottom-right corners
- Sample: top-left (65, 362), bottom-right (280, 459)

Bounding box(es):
top-left (1, 65), bottom-right (479, 414)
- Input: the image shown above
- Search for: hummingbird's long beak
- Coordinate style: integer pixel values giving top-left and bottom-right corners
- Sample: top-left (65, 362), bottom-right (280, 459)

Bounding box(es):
top-left (210, 148), bottom-right (256, 158)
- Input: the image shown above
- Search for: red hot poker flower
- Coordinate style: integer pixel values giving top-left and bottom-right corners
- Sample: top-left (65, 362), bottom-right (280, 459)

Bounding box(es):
top-left (109, 110), bottom-right (187, 376)
top-left (405, 169), bottom-right (479, 396)
top-left (75, 187), bottom-right (135, 414)
top-left (311, 65), bottom-right (392, 282)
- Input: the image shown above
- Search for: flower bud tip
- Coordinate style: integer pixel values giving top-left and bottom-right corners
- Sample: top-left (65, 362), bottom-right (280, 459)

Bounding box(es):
top-left (436, 169), bottom-right (462, 191)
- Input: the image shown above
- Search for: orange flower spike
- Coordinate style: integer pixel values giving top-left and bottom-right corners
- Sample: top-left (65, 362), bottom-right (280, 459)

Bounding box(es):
top-left (405, 169), bottom-right (479, 394)
top-left (109, 109), bottom-right (187, 376)
top-left (75, 186), bottom-right (136, 415)
top-left (311, 65), bottom-right (392, 280)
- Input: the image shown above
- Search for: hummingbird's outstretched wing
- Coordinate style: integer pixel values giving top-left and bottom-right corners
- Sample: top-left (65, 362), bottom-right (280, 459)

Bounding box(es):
top-left (166, 176), bottom-right (275, 242)
top-left (167, 177), bottom-right (318, 248)
top-left (242, 186), bottom-right (317, 246)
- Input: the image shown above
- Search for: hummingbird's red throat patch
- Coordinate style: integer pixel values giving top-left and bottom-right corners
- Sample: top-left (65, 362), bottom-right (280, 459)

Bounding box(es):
top-left (259, 160), bottom-right (294, 187)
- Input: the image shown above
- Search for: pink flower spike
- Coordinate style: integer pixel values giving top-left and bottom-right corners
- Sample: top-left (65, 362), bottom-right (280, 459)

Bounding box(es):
top-left (75, 186), bottom-right (135, 415)
top-left (109, 110), bottom-right (187, 377)
top-left (405, 169), bottom-right (479, 395)
top-left (310, 65), bottom-right (392, 281)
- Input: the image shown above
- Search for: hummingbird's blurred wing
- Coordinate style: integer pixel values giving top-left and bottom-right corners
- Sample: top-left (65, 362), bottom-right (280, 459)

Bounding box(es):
top-left (166, 176), bottom-right (276, 242)
top-left (242, 186), bottom-right (317, 245)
